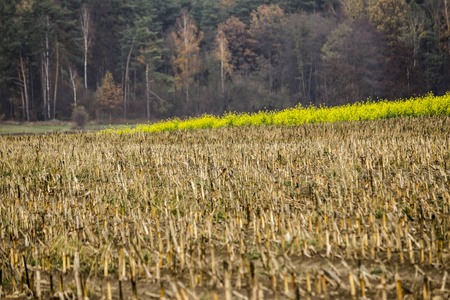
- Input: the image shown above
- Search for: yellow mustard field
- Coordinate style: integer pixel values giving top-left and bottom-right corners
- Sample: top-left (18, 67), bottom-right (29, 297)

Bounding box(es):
top-left (105, 93), bottom-right (450, 134)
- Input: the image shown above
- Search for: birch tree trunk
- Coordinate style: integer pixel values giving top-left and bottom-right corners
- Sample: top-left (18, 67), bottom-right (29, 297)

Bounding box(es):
top-left (80, 6), bottom-right (91, 90)
top-left (214, 26), bottom-right (232, 98)
top-left (69, 66), bottom-right (77, 108)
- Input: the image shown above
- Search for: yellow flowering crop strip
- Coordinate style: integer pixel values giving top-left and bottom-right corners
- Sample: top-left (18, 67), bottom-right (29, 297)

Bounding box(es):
top-left (103, 93), bottom-right (450, 134)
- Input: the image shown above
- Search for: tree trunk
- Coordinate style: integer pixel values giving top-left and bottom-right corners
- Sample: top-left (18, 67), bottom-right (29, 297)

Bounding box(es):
top-left (145, 63), bottom-right (151, 120)
top-left (84, 39), bottom-right (88, 90)
top-left (184, 14), bottom-right (190, 103)
top-left (124, 38), bottom-right (134, 119)
top-left (445, 0), bottom-right (450, 55)
top-left (186, 83), bottom-right (189, 102)
top-left (43, 15), bottom-right (51, 120)
top-left (269, 52), bottom-right (273, 93)
top-left (41, 57), bottom-right (46, 119)
top-left (46, 18), bottom-right (51, 119)
top-left (19, 55), bottom-right (30, 122)
top-left (133, 69), bottom-right (136, 103)
top-left (308, 60), bottom-right (313, 100)
top-left (298, 59), bottom-right (305, 98)
top-left (30, 68), bottom-right (35, 117)
top-left (220, 60), bottom-right (224, 95)
top-left (53, 41), bottom-right (59, 119)
top-left (20, 84), bottom-right (25, 120)
top-left (445, 0), bottom-right (450, 33)
top-left (69, 66), bottom-right (77, 108)
top-left (81, 6), bottom-right (90, 90)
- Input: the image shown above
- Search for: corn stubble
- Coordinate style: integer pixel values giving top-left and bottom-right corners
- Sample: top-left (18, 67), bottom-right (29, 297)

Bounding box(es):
top-left (0, 116), bottom-right (449, 299)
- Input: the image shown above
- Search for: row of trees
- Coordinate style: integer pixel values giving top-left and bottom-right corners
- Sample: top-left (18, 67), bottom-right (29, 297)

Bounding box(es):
top-left (1, 0), bottom-right (450, 122)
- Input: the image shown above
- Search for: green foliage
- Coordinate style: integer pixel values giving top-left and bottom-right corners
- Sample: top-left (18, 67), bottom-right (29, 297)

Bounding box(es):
top-left (322, 24), bottom-right (353, 61)
top-left (157, 99), bottom-right (174, 116)
top-left (2, 0), bottom-right (450, 121)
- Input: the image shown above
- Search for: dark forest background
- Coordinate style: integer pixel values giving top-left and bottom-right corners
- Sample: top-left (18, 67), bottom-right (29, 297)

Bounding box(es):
top-left (1, 0), bottom-right (450, 122)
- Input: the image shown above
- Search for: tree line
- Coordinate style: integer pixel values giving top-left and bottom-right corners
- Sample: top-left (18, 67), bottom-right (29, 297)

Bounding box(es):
top-left (1, 0), bottom-right (450, 122)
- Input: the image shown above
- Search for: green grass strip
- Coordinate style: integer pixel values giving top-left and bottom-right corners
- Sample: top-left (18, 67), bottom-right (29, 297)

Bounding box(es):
top-left (103, 93), bottom-right (450, 134)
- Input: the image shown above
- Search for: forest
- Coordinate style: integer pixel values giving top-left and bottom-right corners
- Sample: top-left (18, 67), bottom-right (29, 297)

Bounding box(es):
top-left (1, 0), bottom-right (450, 122)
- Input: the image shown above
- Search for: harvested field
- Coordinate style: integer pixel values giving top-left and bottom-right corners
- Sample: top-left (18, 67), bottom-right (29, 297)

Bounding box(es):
top-left (0, 116), bottom-right (449, 299)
